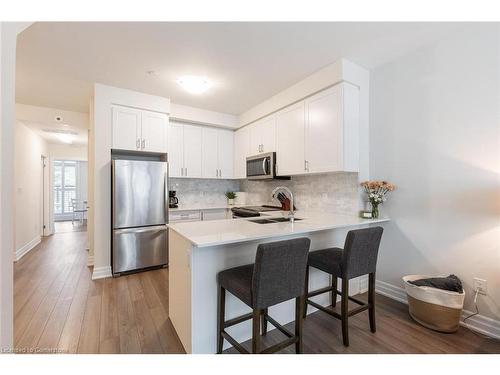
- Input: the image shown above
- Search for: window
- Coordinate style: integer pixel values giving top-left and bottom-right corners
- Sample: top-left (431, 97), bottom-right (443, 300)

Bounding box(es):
top-left (53, 160), bottom-right (77, 216)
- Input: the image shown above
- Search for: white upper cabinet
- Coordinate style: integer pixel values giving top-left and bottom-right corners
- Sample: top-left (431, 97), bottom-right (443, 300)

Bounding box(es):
top-left (167, 122), bottom-right (184, 178)
top-left (249, 115), bottom-right (276, 155)
top-left (202, 127), bottom-right (219, 178)
top-left (202, 127), bottom-right (234, 179)
top-left (274, 82), bottom-right (359, 176)
top-left (233, 126), bottom-right (251, 179)
top-left (141, 111), bottom-right (168, 152)
top-left (183, 124), bottom-right (203, 178)
top-left (305, 83), bottom-right (359, 173)
top-left (112, 106), bottom-right (141, 151)
top-left (276, 101), bottom-right (306, 176)
top-left (112, 105), bottom-right (168, 153)
top-left (217, 129), bottom-right (234, 179)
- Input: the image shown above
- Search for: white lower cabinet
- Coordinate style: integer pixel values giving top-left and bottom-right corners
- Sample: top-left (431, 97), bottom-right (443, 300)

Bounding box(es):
top-left (169, 208), bottom-right (230, 223)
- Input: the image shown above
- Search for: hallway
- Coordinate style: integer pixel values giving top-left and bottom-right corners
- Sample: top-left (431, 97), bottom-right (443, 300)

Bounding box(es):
top-left (13, 230), bottom-right (184, 353)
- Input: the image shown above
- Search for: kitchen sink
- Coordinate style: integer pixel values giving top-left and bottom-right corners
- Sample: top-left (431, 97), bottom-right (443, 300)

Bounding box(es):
top-left (269, 217), bottom-right (303, 222)
top-left (248, 217), bottom-right (303, 224)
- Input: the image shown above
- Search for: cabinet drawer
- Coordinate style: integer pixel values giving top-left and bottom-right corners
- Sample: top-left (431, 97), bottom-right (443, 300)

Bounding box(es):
top-left (169, 210), bottom-right (202, 222)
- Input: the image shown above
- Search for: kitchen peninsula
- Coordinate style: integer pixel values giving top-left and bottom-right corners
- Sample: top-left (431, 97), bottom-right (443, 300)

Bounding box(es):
top-left (167, 210), bottom-right (389, 353)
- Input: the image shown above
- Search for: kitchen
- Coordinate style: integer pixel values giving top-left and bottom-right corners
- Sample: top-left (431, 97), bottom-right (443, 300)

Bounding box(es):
top-left (6, 21), bottom-right (500, 359)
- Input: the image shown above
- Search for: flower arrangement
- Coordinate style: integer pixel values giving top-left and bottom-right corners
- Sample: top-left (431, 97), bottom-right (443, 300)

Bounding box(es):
top-left (225, 191), bottom-right (237, 205)
top-left (360, 180), bottom-right (395, 218)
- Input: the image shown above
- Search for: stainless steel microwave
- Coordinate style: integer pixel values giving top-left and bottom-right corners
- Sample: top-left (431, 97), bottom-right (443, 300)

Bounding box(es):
top-left (246, 152), bottom-right (289, 180)
top-left (246, 152), bottom-right (275, 180)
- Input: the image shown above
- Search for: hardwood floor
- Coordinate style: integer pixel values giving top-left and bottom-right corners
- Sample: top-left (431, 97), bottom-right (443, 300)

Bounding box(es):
top-left (13, 230), bottom-right (185, 354)
top-left (224, 293), bottom-right (500, 354)
top-left (54, 221), bottom-right (87, 233)
top-left (14, 229), bottom-right (500, 354)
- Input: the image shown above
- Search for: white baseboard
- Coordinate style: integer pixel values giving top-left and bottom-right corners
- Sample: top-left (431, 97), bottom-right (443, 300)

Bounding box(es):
top-left (92, 266), bottom-right (112, 280)
top-left (375, 279), bottom-right (500, 339)
top-left (14, 236), bottom-right (41, 261)
top-left (87, 254), bottom-right (94, 266)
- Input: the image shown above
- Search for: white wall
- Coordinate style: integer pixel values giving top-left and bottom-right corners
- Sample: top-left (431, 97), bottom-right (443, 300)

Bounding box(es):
top-left (1, 21), bottom-right (32, 351)
top-left (370, 24), bottom-right (500, 321)
top-left (48, 143), bottom-right (87, 161)
top-left (14, 122), bottom-right (47, 258)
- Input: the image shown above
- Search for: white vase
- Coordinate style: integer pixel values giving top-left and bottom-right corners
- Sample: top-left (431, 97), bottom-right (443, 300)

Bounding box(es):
top-left (228, 198), bottom-right (234, 205)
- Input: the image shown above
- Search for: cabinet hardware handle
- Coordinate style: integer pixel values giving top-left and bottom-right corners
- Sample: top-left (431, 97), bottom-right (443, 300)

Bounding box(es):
top-left (261, 144), bottom-right (264, 152)
top-left (136, 139), bottom-right (140, 149)
top-left (142, 139), bottom-right (145, 149)
top-left (185, 167), bottom-right (188, 176)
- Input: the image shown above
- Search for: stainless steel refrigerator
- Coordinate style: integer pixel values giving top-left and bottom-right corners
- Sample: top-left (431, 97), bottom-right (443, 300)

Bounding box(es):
top-left (112, 159), bottom-right (168, 276)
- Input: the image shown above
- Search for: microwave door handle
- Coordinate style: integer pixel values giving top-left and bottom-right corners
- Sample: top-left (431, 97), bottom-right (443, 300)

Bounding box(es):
top-left (262, 158), bottom-right (268, 175)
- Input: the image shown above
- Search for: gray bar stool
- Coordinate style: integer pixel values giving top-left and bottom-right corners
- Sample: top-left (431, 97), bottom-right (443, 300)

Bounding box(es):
top-left (217, 238), bottom-right (310, 354)
top-left (304, 227), bottom-right (383, 346)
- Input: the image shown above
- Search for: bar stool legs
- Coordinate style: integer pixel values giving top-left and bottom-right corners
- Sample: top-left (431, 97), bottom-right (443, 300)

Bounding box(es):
top-left (261, 308), bottom-right (268, 335)
top-left (331, 276), bottom-right (337, 307)
top-left (295, 296), bottom-right (304, 354)
top-left (252, 310), bottom-right (260, 353)
top-left (368, 272), bottom-right (376, 333)
top-left (341, 277), bottom-right (349, 346)
top-left (217, 285), bottom-right (226, 354)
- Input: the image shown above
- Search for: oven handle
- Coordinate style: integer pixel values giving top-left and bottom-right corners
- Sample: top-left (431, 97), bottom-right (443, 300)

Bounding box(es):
top-left (262, 158), bottom-right (268, 175)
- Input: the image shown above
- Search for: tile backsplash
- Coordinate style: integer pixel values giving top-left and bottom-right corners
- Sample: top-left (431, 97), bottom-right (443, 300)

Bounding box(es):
top-left (169, 178), bottom-right (240, 207)
top-left (240, 172), bottom-right (360, 214)
top-left (170, 172), bottom-right (360, 214)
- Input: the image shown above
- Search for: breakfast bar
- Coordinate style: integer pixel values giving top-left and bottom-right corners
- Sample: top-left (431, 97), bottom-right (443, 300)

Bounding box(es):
top-left (167, 210), bottom-right (389, 353)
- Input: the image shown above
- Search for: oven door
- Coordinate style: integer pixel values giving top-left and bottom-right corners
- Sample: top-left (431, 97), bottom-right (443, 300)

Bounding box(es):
top-left (246, 152), bottom-right (274, 180)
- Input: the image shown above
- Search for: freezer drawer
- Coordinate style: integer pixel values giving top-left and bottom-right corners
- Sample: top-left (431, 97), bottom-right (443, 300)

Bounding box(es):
top-left (113, 225), bottom-right (168, 275)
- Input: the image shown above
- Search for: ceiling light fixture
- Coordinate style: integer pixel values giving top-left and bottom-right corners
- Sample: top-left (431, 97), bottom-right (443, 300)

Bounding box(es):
top-left (176, 75), bottom-right (211, 95)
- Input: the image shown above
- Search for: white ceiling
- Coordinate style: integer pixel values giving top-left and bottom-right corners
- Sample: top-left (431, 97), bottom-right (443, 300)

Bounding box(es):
top-left (16, 104), bottom-right (89, 145)
top-left (16, 22), bottom-right (464, 114)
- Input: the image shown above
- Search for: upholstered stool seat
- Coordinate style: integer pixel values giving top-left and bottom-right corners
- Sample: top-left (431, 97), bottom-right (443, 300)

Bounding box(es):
top-left (218, 264), bottom-right (254, 307)
top-left (217, 238), bottom-right (310, 354)
top-left (307, 248), bottom-right (343, 276)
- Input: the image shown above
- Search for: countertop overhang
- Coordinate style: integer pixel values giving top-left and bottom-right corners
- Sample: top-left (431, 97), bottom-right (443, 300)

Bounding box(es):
top-left (167, 210), bottom-right (389, 248)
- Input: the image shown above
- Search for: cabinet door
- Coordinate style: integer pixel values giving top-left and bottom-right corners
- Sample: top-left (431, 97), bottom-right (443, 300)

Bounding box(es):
top-left (305, 85), bottom-right (343, 173)
top-left (201, 127), bottom-right (218, 179)
top-left (141, 111), bottom-right (168, 153)
top-left (276, 102), bottom-right (306, 175)
top-left (217, 129), bottom-right (234, 179)
top-left (112, 106), bottom-right (141, 151)
top-left (183, 124), bottom-right (202, 178)
top-left (233, 127), bottom-right (251, 179)
top-left (260, 115), bottom-right (276, 153)
top-left (249, 122), bottom-right (262, 155)
top-left (167, 122), bottom-right (184, 178)
top-left (201, 209), bottom-right (228, 221)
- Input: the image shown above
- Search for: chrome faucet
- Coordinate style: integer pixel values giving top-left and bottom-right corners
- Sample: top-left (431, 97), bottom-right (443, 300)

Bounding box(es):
top-left (271, 186), bottom-right (295, 223)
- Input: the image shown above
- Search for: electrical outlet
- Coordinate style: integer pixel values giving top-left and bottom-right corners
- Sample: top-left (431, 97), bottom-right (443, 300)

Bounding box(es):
top-left (473, 278), bottom-right (488, 295)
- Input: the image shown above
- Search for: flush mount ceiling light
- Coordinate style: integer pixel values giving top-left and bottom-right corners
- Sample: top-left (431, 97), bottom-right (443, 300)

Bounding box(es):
top-left (176, 75), bottom-right (211, 95)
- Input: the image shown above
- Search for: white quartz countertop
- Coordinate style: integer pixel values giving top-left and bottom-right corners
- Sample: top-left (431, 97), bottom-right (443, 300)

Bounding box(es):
top-left (167, 210), bottom-right (389, 248)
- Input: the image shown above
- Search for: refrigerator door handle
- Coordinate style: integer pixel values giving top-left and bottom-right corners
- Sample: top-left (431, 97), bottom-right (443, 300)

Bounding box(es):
top-left (114, 225), bottom-right (167, 235)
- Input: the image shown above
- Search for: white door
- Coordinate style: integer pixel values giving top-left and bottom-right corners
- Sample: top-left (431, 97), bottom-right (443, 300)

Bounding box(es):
top-left (217, 129), bottom-right (234, 179)
top-left (141, 111), bottom-right (168, 153)
top-left (260, 115), bottom-right (276, 154)
top-left (112, 106), bottom-right (141, 151)
top-left (201, 127), bottom-right (218, 178)
top-left (168, 122), bottom-right (184, 178)
top-left (183, 124), bottom-right (202, 178)
top-left (276, 101), bottom-right (306, 176)
top-left (233, 127), bottom-right (250, 179)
